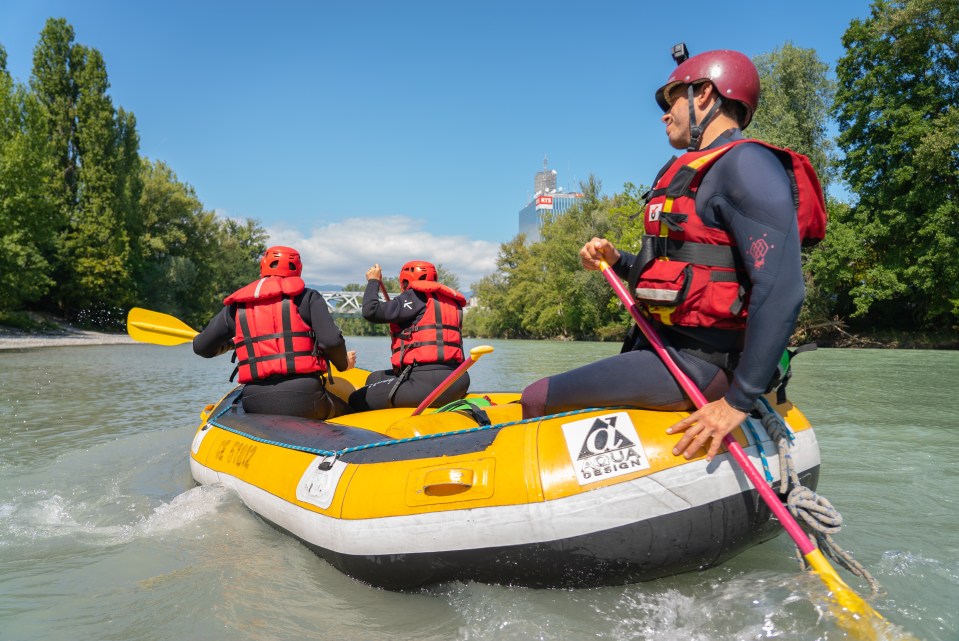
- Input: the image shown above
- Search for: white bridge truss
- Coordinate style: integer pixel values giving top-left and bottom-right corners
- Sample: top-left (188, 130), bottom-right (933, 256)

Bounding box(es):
top-left (318, 291), bottom-right (397, 318)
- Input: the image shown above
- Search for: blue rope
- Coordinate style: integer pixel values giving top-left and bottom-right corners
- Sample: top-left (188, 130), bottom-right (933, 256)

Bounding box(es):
top-left (205, 405), bottom-right (638, 460)
top-left (742, 417), bottom-right (774, 483)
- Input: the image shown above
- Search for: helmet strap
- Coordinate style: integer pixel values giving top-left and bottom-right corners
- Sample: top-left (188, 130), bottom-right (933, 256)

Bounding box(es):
top-left (686, 84), bottom-right (723, 151)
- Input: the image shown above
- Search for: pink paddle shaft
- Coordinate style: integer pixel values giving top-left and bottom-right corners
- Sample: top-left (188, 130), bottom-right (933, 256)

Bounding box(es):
top-left (600, 263), bottom-right (815, 555)
top-left (411, 356), bottom-right (477, 416)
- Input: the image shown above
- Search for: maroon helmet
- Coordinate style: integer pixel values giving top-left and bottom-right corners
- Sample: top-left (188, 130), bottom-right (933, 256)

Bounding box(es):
top-left (259, 246), bottom-right (302, 277)
top-left (655, 48), bottom-right (760, 128)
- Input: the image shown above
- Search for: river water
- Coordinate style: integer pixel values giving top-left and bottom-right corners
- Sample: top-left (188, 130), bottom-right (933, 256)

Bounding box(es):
top-left (0, 337), bottom-right (955, 641)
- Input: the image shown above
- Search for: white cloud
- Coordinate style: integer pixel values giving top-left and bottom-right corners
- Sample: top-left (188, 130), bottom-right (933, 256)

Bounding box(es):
top-left (266, 216), bottom-right (500, 291)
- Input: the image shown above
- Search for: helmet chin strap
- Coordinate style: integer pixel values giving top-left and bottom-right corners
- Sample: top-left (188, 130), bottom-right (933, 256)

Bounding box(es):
top-left (687, 84), bottom-right (723, 151)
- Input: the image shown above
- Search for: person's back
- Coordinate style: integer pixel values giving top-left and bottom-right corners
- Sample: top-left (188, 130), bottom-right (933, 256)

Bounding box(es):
top-left (193, 245), bottom-right (356, 419)
top-left (348, 261), bottom-right (469, 411)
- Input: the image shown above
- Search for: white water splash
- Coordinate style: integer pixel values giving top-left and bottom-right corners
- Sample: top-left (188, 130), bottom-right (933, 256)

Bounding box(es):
top-left (0, 484), bottom-right (233, 546)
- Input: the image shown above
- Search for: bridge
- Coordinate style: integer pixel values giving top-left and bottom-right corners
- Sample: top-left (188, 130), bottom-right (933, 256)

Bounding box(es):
top-left (318, 290), bottom-right (398, 318)
top-left (318, 290), bottom-right (476, 318)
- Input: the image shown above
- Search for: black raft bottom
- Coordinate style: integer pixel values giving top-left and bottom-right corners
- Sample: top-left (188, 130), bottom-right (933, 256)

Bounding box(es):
top-left (263, 465), bottom-right (819, 591)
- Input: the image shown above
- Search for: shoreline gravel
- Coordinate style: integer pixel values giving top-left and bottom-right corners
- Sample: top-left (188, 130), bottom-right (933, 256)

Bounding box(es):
top-left (0, 328), bottom-right (135, 350)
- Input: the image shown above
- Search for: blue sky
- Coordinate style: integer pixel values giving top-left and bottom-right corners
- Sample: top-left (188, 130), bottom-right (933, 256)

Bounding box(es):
top-left (0, 1), bottom-right (874, 289)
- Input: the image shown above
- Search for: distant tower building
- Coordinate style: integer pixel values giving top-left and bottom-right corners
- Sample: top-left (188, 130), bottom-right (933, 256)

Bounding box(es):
top-left (534, 156), bottom-right (557, 196)
top-left (518, 156), bottom-right (584, 243)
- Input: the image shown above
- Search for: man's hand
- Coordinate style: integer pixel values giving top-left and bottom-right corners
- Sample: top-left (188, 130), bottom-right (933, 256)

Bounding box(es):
top-left (667, 397), bottom-right (748, 461)
top-left (579, 237), bottom-right (621, 271)
top-left (345, 350), bottom-right (357, 371)
top-left (366, 264), bottom-right (382, 281)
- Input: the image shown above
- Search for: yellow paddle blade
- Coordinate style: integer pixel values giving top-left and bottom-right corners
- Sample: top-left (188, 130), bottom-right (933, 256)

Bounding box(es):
top-left (126, 307), bottom-right (199, 346)
top-left (468, 345), bottom-right (494, 361)
top-left (803, 549), bottom-right (916, 640)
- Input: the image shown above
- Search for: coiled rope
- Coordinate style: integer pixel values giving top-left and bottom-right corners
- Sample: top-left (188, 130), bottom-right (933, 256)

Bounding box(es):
top-left (755, 397), bottom-right (883, 597)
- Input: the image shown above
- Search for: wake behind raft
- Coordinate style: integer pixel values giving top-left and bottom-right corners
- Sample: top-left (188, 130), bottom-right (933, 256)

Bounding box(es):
top-left (188, 364), bottom-right (820, 591)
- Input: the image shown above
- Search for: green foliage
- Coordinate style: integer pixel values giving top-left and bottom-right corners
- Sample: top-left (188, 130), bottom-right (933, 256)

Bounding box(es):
top-left (833, 0), bottom-right (959, 329)
top-left (0, 18), bottom-right (267, 331)
top-left (468, 176), bottom-right (637, 340)
top-left (0, 310), bottom-right (60, 331)
top-left (0, 69), bottom-right (58, 309)
top-left (30, 18), bottom-right (79, 221)
top-left (751, 43), bottom-right (836, 189)
top-left (132, 159), bottom-right (268, 328)
top-left (57, 46), bottom-right (136, 313)
top-left (436, 264), bottom-right (460, 292)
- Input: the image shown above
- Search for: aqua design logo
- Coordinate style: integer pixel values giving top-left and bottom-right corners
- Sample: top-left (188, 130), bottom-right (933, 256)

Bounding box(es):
top-left (561, 412), bottom-right (651, 485)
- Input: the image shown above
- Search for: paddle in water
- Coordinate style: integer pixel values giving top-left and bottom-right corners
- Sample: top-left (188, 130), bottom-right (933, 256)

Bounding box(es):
top-left (598, 260), bottom-right (906, 641)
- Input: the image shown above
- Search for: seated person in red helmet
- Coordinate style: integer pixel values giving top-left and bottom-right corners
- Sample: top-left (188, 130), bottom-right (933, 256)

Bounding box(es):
top-left (193, 245), bottom-right (356, 419)
top-left (348, 261), bottom-right (469, 411)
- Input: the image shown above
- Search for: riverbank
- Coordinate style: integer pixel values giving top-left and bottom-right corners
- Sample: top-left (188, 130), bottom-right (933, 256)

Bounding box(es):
top-left (0, 323), bottom-right (133, 350)
top-left (0, 316), bottom-right (954, 351)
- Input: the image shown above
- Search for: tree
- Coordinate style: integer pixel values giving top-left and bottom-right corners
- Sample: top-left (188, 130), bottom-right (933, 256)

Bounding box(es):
top-left (750, 43), bottom-right (836, 190)
top-left (833, 0), bottom-right (959, 330)
top-left (57, 45), bottom-right (137, 315)
top-left (0, 51), bottom-right (58, 309)
top-left (466, 175), bottom-right (638, 340)
top-left (29, 18), bottom-right (79, 223)
top-left (134, 159), bottom-right (209, 321)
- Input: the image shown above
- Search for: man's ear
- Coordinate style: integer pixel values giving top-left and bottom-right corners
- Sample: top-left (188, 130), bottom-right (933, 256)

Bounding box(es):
top-left (695, 82), bottom-right (716, 109)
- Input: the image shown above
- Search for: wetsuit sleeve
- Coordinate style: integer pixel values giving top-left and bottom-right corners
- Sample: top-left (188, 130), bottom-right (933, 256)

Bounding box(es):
top-left (299, 289), bottom-right (350, 372)
top-left (192, 306), bottom-right (235, 358)
top-left (701, 144), bottom-right (805, 411)
top-left (361, 281), bottom-right (424, 324)
top-left (611, 251), bottom-right (636, 280)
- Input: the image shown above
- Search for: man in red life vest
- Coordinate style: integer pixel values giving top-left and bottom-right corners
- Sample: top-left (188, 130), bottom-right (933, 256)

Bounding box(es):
top-left (193, 245), bottom-right (356, 419)
top-left (520, 45), bottom-right (826, 462)
top-left (348, 260), bottom-right (469, 411)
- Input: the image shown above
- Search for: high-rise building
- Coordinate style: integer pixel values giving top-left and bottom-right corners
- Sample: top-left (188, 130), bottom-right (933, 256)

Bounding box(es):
top-left (518, 156), bottom-right (584, 243)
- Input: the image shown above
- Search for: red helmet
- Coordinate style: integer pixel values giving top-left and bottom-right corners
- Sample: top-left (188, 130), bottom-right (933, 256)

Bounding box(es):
top-left (399, 260), bottom-right (437, 290)
top-left (655, 49), bottom-right (760, 128)
top-left (259, 246), bottom-right (302, 277)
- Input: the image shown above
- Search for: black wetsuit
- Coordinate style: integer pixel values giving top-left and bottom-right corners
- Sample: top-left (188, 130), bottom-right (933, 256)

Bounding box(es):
top-left (193, 288), bottom-right (352, 419)
top-left (348, 280), bottom-right (469, 411)
top-left (521, 129), bottom-right (806, 418)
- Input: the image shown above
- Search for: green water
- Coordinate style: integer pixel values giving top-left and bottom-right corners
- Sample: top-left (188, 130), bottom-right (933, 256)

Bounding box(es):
top-left (0, 339), bottom-right (955, 640)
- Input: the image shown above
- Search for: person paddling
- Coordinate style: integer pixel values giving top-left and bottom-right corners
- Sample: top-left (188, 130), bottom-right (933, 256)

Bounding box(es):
top-left (349, 261), bottom-right (469, 411)
top-left (520, 44), bottom-right (827, 462)
top-left (193, 245), bottom-right (356, 419)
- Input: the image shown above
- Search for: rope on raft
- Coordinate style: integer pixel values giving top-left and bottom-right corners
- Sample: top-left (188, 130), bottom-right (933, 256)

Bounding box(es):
top-left (207, 403), bottom-right (637, 462)
top-left (754, 396), bottom-right (883, 597)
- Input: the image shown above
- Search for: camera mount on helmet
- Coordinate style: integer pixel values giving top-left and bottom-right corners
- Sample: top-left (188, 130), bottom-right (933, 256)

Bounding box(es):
top-left (671, 42), bottom-right (689, 65)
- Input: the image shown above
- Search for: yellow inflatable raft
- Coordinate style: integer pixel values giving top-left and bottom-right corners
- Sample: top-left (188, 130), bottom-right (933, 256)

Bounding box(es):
top-left (188, 368), bottom-right (820, 591)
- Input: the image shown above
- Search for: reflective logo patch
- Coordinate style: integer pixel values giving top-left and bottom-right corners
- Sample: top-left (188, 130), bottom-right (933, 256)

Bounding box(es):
top-left (296, 457), bottom-right (348, 510)
top-left (647, 203), bottom-right (663, 222)
top-left (561, 412), bottom-right (651, 485)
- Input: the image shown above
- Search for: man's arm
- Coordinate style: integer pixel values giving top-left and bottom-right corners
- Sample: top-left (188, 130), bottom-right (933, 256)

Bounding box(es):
top-left (711, 144), bottom-right (805, 412)
top-left (192, 306), bottom-right (235, 358)
top-left (361, 281), bottom-right (424, 325)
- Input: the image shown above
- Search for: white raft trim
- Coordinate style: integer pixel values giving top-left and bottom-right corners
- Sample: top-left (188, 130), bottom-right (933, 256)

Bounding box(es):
top-left (191, 429), bottom-right (819, 557)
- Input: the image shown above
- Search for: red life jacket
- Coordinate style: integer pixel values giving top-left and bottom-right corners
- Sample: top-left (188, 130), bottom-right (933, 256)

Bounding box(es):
top-left (629, 139), bottom-right (827, 329)
top-left (389, 281), bottom-right (466, 370)
top-left (223, 276), bottom-right (325, 383)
